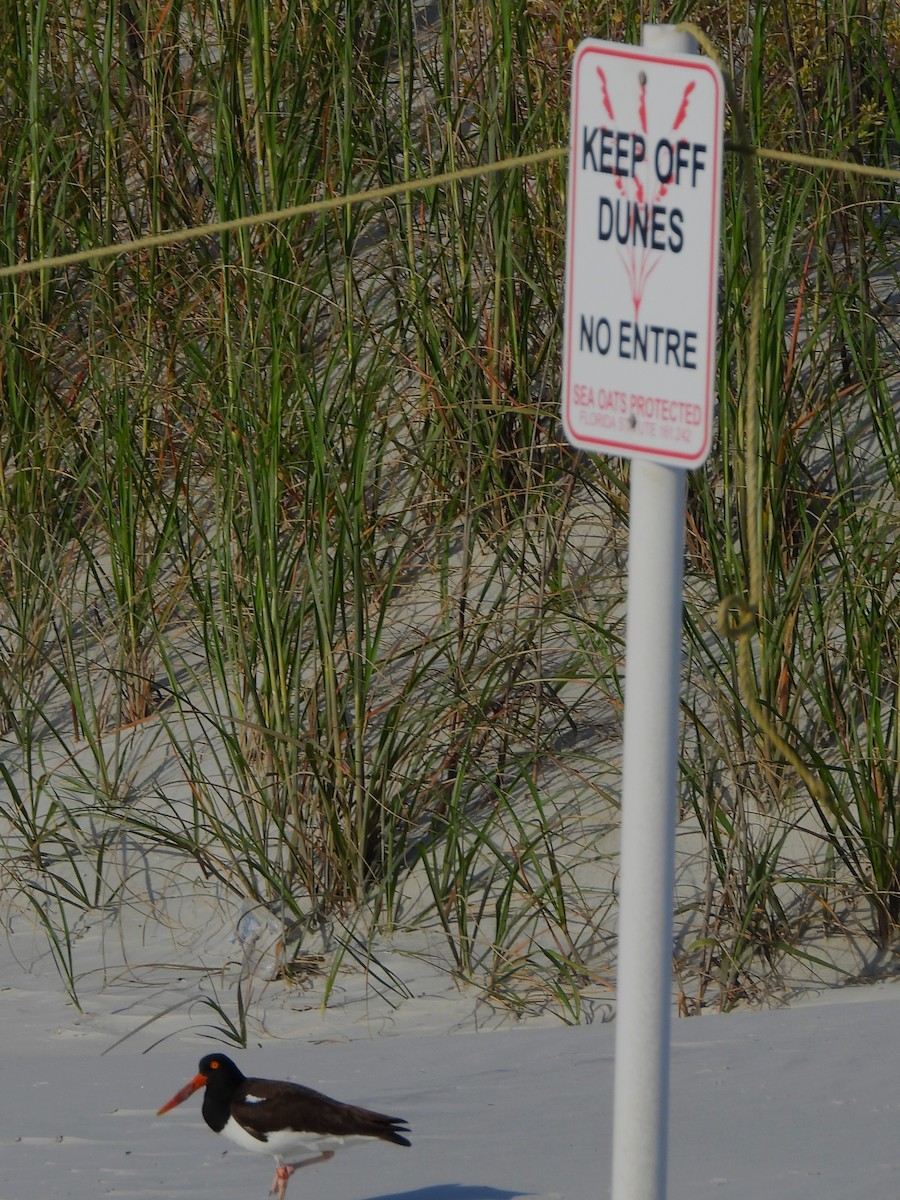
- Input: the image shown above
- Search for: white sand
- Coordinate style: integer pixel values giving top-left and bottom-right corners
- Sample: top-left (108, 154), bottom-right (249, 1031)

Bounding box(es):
top-left (2, 901), bottom-right (899, 1200)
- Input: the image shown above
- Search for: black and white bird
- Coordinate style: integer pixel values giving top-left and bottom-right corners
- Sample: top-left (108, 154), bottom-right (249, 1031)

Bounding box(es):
top-left (157, 1052), bottom-right (411, 1200)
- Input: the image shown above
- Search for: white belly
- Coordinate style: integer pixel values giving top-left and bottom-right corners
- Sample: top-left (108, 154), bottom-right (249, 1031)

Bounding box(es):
top-left (220, 1116), bottom-right (372, 1162)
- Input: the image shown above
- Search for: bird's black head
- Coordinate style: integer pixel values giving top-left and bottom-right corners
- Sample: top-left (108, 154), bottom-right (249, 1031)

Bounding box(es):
top-left (197, 1053), bottom-right (245, 1086)
top-left (157, 1052), bottom-right (246, 1119)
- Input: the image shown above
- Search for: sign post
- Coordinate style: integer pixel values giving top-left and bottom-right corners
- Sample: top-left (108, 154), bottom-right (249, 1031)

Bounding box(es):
top-left (561, 25), bottom-right (724, 1200)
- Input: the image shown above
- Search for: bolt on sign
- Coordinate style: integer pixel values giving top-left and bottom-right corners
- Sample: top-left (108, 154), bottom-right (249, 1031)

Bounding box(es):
top-left (561, 40), bottom-right (724, 466)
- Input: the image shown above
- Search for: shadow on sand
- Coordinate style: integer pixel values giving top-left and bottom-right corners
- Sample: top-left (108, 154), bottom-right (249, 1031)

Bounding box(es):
top-left (365, 1186), bottom-right (529, 1200)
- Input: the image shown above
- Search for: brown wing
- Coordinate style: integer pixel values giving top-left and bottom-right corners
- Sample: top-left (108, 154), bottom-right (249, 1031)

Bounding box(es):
top-left (234, 1078), bottom-right (411, 1145)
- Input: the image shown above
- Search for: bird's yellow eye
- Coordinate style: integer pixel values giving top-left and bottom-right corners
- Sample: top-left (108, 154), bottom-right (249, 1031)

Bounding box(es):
top-left (210, 1060), bottom-right (219, 1070)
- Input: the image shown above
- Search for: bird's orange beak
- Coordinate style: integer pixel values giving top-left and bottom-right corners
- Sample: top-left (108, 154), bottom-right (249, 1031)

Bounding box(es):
top-left (156, 1072), bottom-right (208, 1116)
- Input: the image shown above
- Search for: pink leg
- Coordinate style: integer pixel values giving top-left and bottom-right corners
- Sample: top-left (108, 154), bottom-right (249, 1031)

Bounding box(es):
top-left (269, 1151), bottom-right (335, 1199)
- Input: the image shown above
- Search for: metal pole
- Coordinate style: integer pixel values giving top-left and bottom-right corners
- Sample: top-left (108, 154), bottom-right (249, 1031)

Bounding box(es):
top-left (609, 28), bottom-right (698, 1200)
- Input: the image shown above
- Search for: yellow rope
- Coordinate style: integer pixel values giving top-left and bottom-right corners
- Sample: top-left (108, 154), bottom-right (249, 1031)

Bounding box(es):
top-left (0, 147), bottom-right (566, 280)
top-left (679, 21), bottom-right (826, 802)
top-left (735, 143), bottom-right (900, 180)
top-left (1, 133), bottom-right (896, 282)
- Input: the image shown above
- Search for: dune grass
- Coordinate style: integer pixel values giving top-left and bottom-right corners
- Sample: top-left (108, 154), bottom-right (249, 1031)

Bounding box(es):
top-left (0, 0), bottom-right (898, 1021)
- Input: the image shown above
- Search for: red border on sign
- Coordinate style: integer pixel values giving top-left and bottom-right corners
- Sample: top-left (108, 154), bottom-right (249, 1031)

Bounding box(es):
top-left (562, 41), bottom-right (723, 465)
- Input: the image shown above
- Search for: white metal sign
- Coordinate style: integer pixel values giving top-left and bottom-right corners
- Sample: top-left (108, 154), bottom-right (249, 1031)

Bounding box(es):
top-left (562, 39), bottom-right (724, 466)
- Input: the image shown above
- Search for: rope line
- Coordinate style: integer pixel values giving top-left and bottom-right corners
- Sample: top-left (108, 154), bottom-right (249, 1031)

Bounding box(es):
top-left (731, 142), bottom-right (900, 180)
top-left (1, 132), bottom-right (897, 282)
top-left (0, 147), bottom-right (567, 281)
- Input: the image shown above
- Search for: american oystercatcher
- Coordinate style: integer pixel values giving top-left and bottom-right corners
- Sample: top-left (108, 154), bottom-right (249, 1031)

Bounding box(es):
top-left (156, 1052), bottom-right (411, 1199)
